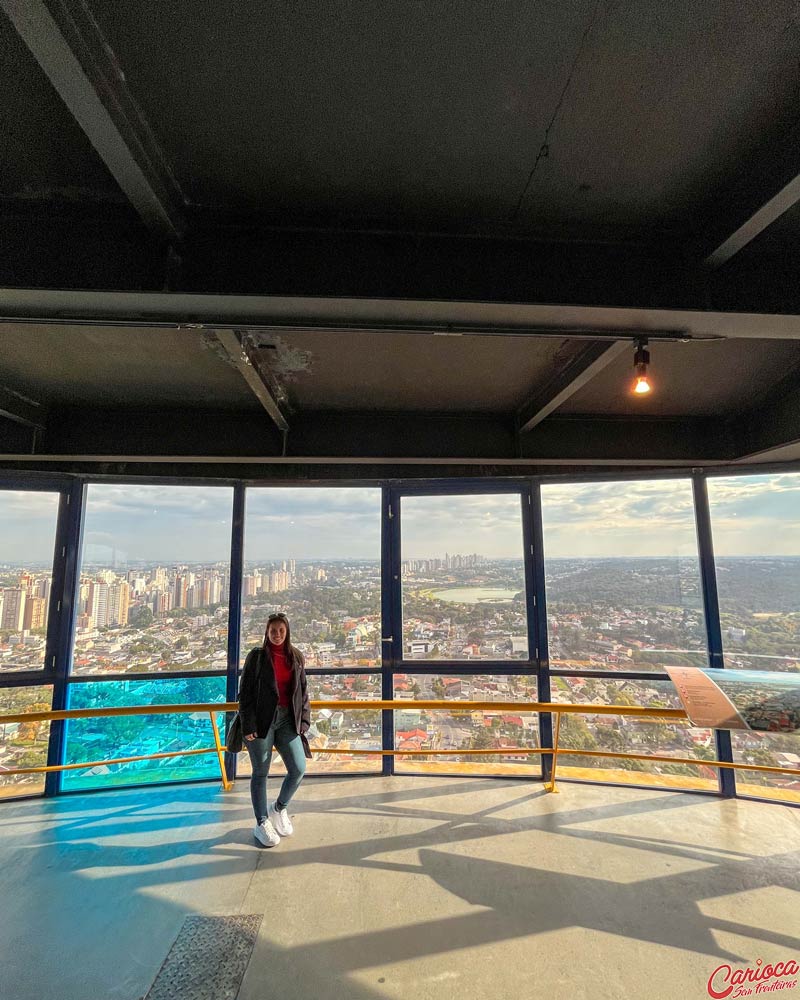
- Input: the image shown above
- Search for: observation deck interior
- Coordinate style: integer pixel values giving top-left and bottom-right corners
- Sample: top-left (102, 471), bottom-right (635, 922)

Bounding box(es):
top-left (2, 2), bottom-right (800, 998)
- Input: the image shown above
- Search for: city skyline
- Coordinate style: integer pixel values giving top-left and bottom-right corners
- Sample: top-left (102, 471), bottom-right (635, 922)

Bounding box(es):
top-left (1, 474), bottom-right (799, 563)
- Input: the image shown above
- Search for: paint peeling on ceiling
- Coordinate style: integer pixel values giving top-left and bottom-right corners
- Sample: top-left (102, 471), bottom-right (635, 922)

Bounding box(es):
top-left (243, 333), bottom-right (314, 380)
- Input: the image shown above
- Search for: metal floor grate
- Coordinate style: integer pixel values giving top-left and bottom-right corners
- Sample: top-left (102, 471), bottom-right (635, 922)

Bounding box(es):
top-left (144, 914), bottom-right (263, 1000)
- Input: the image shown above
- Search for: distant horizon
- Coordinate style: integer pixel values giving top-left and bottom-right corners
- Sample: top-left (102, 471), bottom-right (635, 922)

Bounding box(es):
top-left (3, 553), bottom-right (800, 571)
top-left (1, 474), bottom-right (799, 560)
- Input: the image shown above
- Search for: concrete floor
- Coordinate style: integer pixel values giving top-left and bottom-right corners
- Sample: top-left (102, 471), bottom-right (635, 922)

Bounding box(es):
top-left (0, 776), bottom-right (798, 1000)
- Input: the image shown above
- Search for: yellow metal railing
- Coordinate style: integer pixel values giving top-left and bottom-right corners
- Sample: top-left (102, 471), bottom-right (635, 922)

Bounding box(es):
top-left (0, 703), bottom-right (233, 790)
top-left (1, 700), bottom-right (798, 794)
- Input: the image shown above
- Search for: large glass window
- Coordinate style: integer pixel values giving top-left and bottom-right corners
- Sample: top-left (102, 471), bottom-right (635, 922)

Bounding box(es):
top-left (401, 494), bottom-right (528, 661)
top-left (729, 730), bottom-right (800, 804)
top-left (393, 673), bottom-right (540, 775)
top-left (0, 685), bottom-right (53, 798)
top-left (541, 480), bottom-right (707, 672)
top-left (0, 491), bottom-right (59, 672)
top-left (707, 474), bottom-right (800, 673)
top-left (72, 485), bottom-right (233, 675)
top-left (707, 473), bottom-right (800, 802)
top-left (236, 673), bottom-right (382, 776)
top-left (551, 677), bottom-right (717, 791)
top-left (241, 488), bottom-right (381, 669)
top-left (62, 676), bottom-right (226, 790)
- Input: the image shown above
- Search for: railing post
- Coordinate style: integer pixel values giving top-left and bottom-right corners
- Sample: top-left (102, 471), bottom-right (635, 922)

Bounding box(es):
top-left (547, 712), bottom-right (561, 793)
top-left (209, 711), bottom-right (232, 791)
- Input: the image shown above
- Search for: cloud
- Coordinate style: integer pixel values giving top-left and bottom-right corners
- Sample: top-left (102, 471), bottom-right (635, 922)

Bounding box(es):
top-left (542, 480), bottom-right (700, 552)
top-left (81, 484), bottom-right (235, 563)
top-left (542, 474), bottom-right (800, 557)
top-left (0, 491), bottom-right (60, 563)
top-left (706, 473), bottom-right (800, 555)
top-left (245, 487), bottom-right (381, 559)
top-left (401, 494), bottom-right (524, 558)
top-left (3, 473), bottom-right (800, 567)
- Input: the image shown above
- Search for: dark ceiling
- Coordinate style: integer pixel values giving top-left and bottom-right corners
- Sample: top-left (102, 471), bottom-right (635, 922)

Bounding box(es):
top-left (1, 1), bottom-right (800, 477)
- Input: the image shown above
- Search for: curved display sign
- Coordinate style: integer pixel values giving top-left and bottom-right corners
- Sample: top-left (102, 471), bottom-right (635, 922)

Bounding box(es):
top-left (665, 666), bottom-right (800, 734)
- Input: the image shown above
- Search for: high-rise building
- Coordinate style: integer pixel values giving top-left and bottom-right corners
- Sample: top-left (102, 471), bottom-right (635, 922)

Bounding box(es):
top-left (174, 575), bottom-right (187, 608)
top-left (88, 582), bottom-right (109, 627)
top-left (153, 590), bottom-right (173, 617)
top-left (23, 597), bottom-right (47, 631)
top-left (2, 589), bottom-right (26, 631)
top-left (108, 582), bottom-right (130, 626)
top-left (2, 588), bottom-right (27, 632)
top-left (76, 613), bottom-right (94, 632)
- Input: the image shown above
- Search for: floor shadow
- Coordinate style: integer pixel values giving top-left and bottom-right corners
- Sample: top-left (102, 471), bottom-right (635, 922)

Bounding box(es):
top-left (1, 777), bottom-right (798, 1000)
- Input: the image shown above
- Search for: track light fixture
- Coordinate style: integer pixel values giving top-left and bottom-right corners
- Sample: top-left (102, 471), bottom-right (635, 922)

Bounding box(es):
top-left (632, 337), bottom-right (652, 395)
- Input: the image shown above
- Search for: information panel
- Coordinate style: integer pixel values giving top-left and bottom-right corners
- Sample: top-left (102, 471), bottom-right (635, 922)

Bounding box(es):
top-left (665, 667), bottom-right (800, 734)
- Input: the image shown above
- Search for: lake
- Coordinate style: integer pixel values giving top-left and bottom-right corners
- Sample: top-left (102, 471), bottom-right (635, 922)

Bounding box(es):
top-left (429, 587), bottom-right (521, 604)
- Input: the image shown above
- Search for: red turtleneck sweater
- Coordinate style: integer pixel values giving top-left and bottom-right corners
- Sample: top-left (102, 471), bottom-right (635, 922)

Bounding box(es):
top-left (269, 642), bottom-right (293, 707)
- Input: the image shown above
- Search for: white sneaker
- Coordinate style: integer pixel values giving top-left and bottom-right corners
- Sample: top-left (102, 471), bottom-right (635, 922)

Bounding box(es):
top-left (269, 804), bottom-right (293, 837)
top-left (253, 819), bottom-right (280, 847)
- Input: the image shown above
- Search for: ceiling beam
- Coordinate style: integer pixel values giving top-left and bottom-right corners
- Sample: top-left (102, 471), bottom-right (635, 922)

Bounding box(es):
top-left (214, 330), bottom-right (290, 433)
top-left (1, 0), bottom-right (183, 241)
top-left (0, 384), bottom-right (45, 430)
top-left (704, 173), bottom-right (800, 270)
top-left (517, 340), bottom-right (630, 433)
top-left (8, 407), bottom-right (733, 466)
top-left (6, 289), bottom-right (800, 341)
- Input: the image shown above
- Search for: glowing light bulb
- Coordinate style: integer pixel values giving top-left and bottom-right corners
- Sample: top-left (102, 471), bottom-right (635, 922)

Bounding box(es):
top-left (631, 338), bottom-right (652, 396)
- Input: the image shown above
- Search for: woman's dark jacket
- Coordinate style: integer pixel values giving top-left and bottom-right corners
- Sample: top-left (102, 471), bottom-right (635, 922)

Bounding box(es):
top-left (238, 645), bottom-right (313, 759)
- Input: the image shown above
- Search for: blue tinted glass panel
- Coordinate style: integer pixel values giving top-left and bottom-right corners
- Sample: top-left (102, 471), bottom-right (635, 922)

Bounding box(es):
top-left (62, 676), bottom-right (226, 790)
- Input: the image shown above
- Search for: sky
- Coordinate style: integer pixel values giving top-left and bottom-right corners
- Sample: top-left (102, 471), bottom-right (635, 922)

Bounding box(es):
top-left (0, 474), bottom-right (799, 566)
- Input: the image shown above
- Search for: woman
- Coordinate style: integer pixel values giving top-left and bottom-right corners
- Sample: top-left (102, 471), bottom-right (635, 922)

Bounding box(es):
top-left (238, 612), bottom-right (312, 847)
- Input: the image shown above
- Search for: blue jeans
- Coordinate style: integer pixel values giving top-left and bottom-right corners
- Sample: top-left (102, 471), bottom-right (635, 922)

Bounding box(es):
top-left (245, 706), bottom-right (306, 824)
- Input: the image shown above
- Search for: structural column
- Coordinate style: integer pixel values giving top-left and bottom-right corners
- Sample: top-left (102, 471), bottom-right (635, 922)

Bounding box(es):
top-left (693, 473), bottom-right (735, 798)
top-left (44, 479), bottom-right (86, 796)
